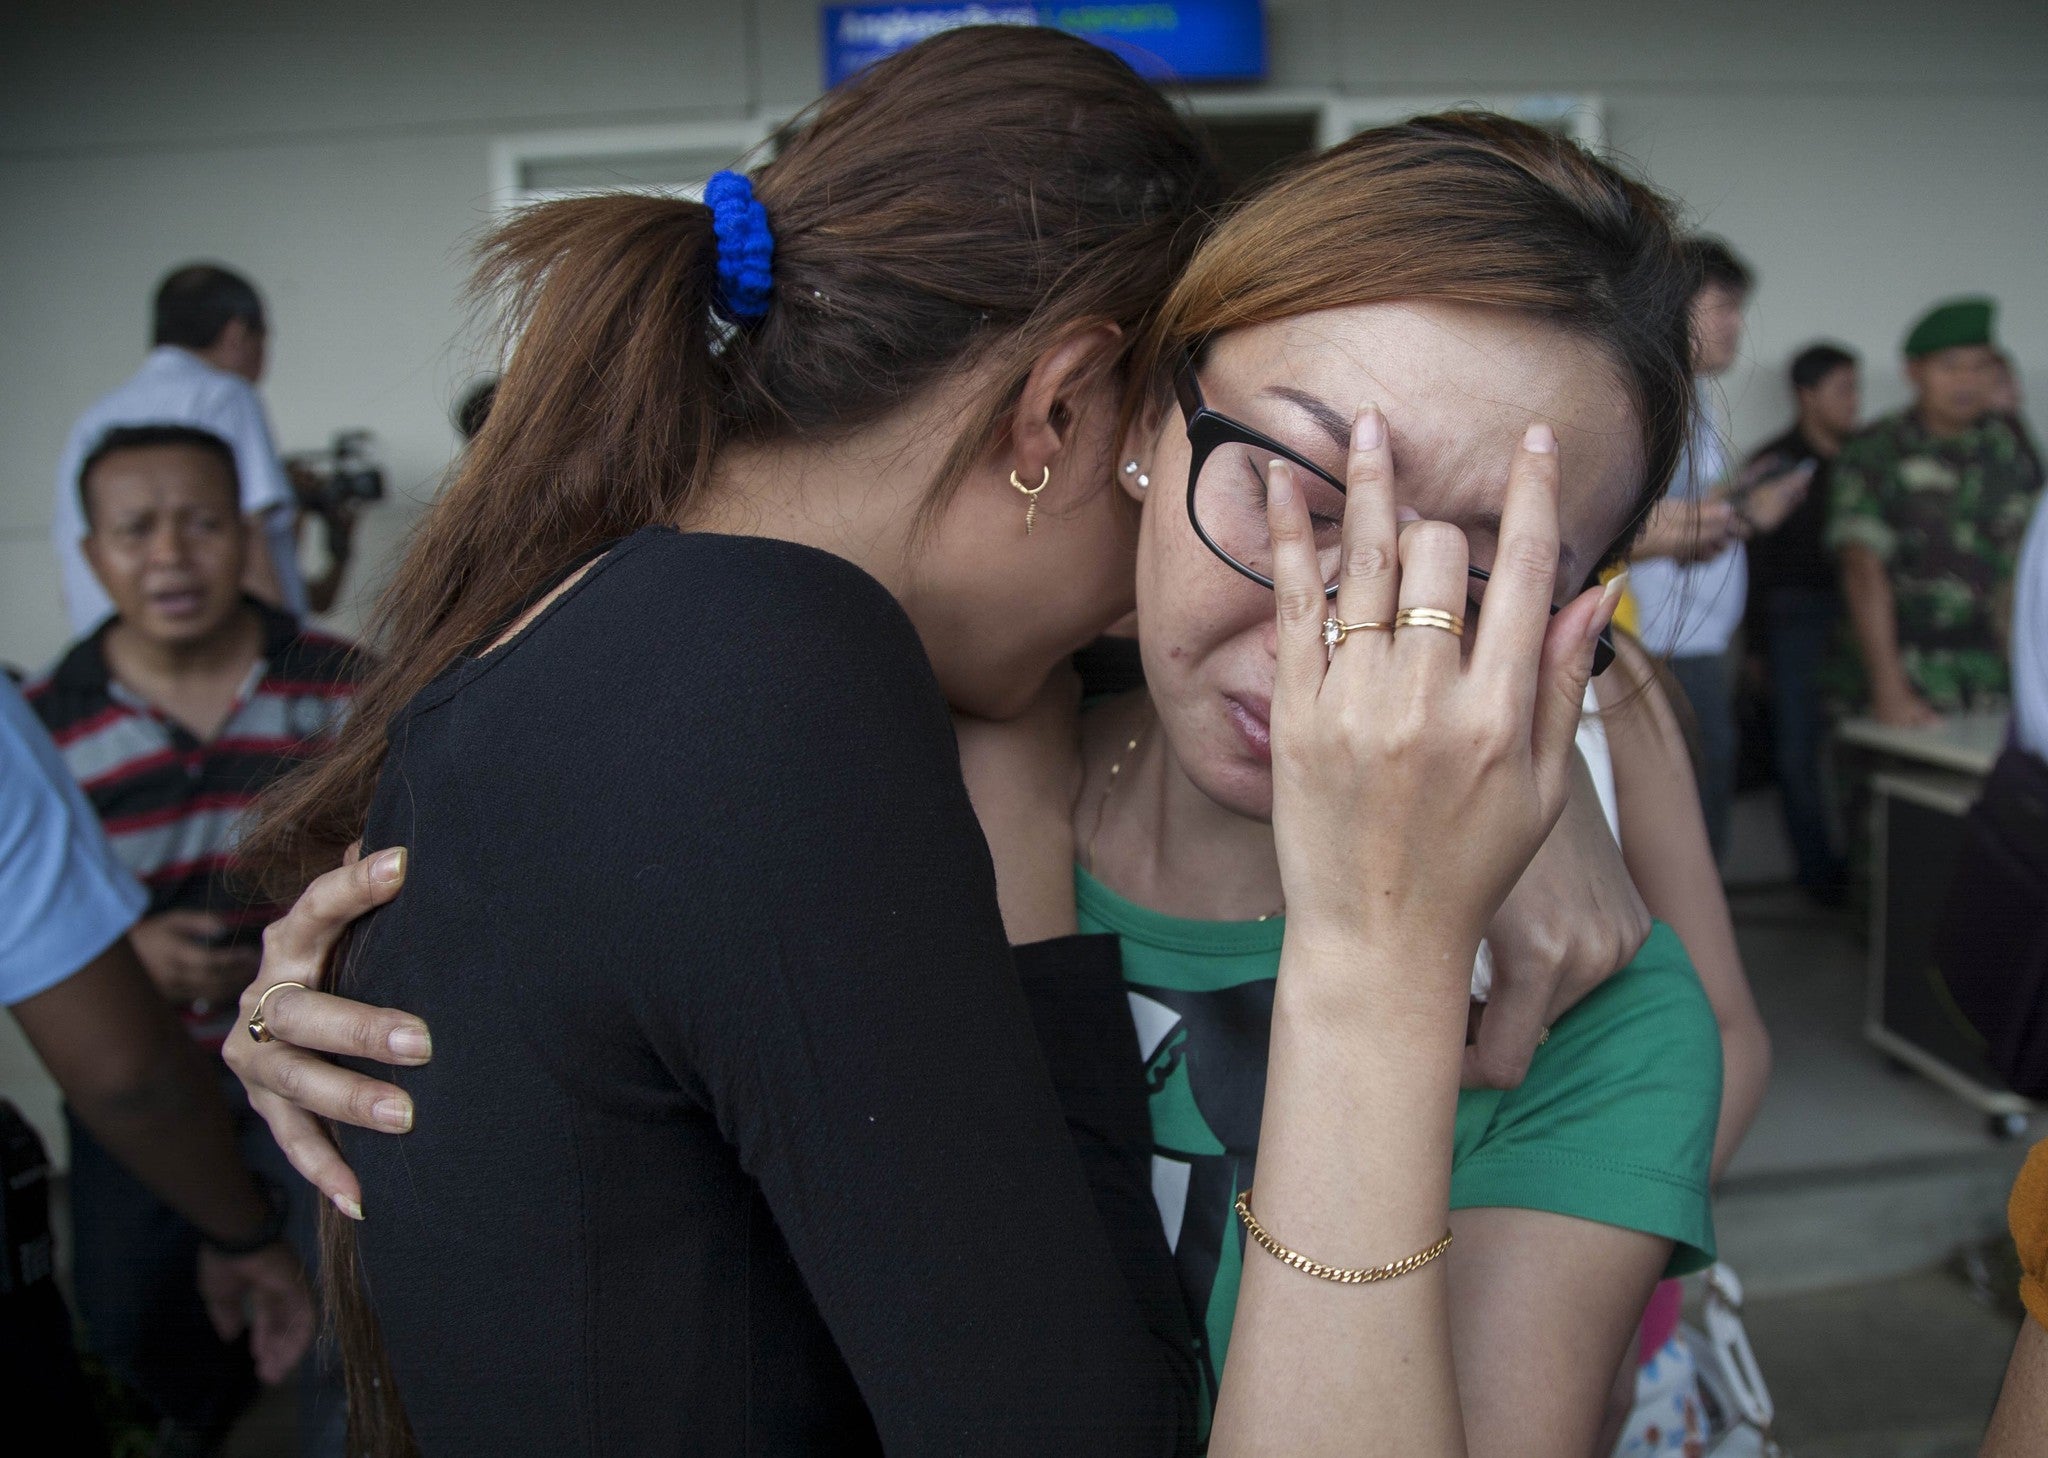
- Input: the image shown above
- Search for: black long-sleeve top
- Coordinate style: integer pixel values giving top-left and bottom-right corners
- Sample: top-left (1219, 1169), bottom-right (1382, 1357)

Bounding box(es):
top-left (338, 528), bottom-right (1195, 1454)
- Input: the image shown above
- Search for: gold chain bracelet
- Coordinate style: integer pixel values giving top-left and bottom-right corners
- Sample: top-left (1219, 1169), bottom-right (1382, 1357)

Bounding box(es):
top-left (1234, 1188), bottom-right (1453, 1284)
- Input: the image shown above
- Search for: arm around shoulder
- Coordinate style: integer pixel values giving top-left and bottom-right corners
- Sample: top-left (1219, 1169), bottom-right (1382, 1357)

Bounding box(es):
top-left (1602, 636), bottom-right (1769, 1178)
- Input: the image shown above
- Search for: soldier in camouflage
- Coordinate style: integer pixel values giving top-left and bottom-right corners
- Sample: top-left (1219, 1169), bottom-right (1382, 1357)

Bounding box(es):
top-left (1828, 298), bottom-right (2042, 724)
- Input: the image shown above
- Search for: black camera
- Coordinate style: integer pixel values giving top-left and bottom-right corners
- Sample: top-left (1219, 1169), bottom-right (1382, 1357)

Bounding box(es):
top-left (288, 430), bottom-right (386, 512)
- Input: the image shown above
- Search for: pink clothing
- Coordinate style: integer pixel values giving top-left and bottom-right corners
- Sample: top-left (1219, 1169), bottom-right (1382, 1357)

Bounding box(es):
top-left (1638, 1278), bottom-right (1685, 1366)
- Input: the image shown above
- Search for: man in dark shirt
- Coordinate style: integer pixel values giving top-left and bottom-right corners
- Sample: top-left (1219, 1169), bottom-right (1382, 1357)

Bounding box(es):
top-left (1745, 343), bottom-right (1860, 901)
top-left (28, 423), bottom-right (358, 1452)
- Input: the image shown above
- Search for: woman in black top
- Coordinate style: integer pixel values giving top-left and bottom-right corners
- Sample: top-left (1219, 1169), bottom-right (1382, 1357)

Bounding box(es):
top-left (233, 30), bottom-right (1635, 1456)
top-left (336, 530), bottom-right (1192, 1451)
top-left (244, 33), bottom-right (1225, 1452)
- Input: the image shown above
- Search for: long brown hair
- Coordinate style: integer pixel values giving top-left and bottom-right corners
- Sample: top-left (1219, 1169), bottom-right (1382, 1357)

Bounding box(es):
top-left (1129, 112), bottom-right (1698, 567)
top-left (246, 27), bottom-right (1217, 899)
top-left (240, 27), bottom-right (1217, 1454)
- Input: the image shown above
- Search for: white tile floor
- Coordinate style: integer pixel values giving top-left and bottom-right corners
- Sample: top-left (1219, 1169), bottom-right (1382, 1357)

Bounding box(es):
top-left (1723, 884), bottom-right (2027, 1180)
top-left (1722, 785), bottom-right (2033, 1179)
top-left (1694, 788), bottom-right (2028, 1453)
top-left (1710, 788), bottom-right (2031, 1300)
top-left (1743, 1269), bottom-right (2017, 1457)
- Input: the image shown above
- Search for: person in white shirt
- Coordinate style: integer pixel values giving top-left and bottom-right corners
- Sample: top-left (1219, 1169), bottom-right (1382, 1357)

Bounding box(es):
top-left (2017, 493), bottom-right (2048, 760)
top-left (1629, 238), bottom-right (1806, 865)
top-left (52, 264), bottom-right (307, 631)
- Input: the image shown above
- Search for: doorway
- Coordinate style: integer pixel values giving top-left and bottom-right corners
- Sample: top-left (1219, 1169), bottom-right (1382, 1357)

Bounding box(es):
top-left (1189, 108), bottom-right (1321, 200)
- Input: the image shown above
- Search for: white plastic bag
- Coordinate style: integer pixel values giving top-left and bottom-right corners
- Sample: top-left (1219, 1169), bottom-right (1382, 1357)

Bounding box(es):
top-left (1614, 1264), bottom-right (1784, 1457)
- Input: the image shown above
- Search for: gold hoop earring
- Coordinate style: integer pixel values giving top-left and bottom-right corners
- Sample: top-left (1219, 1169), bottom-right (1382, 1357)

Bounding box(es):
top-left (1009, 466), bottom-right (1051, 535)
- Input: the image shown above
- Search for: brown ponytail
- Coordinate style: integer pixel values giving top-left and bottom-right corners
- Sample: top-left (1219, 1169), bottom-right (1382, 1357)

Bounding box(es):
top-left (255, 195), bottom-right (725, 899)
top-left (240, 26), bottom-right (1218, 1453)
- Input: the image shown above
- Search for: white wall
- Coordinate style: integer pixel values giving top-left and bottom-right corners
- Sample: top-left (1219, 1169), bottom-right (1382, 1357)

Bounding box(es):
top-left (3, 1), bottom-right (2045, 1146)
top-left (1301, 0), bottom-right (2048, 443)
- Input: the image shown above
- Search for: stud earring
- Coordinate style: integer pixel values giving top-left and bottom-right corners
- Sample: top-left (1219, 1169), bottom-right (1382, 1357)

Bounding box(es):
top-left (1122, 459), bottom-right (1150, 490)
top-left (1010, 466), bottom-right (1051, 535)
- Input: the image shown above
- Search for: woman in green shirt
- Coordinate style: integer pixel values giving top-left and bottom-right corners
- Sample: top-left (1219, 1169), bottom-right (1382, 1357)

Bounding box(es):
top-left (968, 118), bottom-right (1737, 1453)
top-left (1073, 711), bottom-right (1718, 1438)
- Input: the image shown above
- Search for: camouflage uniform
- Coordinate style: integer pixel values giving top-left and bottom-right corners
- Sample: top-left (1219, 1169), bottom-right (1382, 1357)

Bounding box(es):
top-left (1826, 411), bottom-right (2042, 710)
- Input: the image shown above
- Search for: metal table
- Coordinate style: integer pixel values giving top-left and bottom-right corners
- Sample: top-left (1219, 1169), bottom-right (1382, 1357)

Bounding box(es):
top-left (1838, 712), bottom-right (2034, 1136)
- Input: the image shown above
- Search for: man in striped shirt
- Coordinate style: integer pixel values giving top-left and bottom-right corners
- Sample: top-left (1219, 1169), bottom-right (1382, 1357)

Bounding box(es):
top-left (28, 422), bottom-right (358, 1448)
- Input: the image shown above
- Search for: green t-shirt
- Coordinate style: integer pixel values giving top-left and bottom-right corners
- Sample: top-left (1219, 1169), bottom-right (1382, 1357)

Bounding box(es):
top-left (1077, 866), bottom-right (1721, 1414)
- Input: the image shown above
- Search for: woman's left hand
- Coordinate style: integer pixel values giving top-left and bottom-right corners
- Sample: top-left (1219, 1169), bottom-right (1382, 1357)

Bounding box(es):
top-left (1465, 749), bottom-right (1650, 1089)
top-left (223, 843), bottom-right (425, 1220)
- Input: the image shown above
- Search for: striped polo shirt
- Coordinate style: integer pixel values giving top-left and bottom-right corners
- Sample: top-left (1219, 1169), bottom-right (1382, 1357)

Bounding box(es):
top-left (27, 603), bottom-right (361, 1043)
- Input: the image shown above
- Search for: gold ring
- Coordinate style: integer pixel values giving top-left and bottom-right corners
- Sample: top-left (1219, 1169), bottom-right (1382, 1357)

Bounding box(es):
top-left (1393, 607), bottom-right (1465, 637)
top-left (1322, 617), bottom-right (1394, 650)
top-left (246, 981), bottom-right (310, 1044)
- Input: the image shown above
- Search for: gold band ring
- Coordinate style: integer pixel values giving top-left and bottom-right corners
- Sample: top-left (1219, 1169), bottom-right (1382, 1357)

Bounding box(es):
top-left (1393, 607), bottom-right (1465, 637)
top-left (1322, 617), bottom-right (1394, 650)
top-left (246, 981), bottom-right (310, 1044)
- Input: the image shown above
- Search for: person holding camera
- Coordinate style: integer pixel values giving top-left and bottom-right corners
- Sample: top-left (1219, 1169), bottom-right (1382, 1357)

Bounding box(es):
top-left (51, 264), bottom-right (310, 632)
top-left (26, 424), bottom-right (360, 1449)
top-left (286, 430), bottom-right (383, 615)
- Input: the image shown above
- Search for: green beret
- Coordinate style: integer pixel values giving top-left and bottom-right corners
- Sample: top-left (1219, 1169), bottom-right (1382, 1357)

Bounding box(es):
top-left (1904, 297), bottom-right (1996, 358)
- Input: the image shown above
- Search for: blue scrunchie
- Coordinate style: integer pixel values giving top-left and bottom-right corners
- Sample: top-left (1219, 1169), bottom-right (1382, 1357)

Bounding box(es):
top-left (704, 169), bottom-right (775, 324)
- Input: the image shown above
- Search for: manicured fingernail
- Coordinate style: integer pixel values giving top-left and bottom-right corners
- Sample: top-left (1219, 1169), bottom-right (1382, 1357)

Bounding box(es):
top-left (388, 1024), bottom-right (432, 1060)
top-left (370, 848), bottom-right (406, 885)
top-left (373, 1097), bottom-right (414, 1132)
top-left (331, 1192), bottom-right (364, 1221)
top-left (1267, 460), bottom-right (1294, 507)
top-left (1523, 422), bottom-right (1557, 454)
top-left (1353, 407), bottom-right (1385, 451)
top-left (1591, 573), bottom-right (1628, 640)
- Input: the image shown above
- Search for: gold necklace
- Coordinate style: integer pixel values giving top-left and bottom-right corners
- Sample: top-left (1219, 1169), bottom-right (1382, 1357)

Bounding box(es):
top-left (1086, 710), bottom-right (1285, 922)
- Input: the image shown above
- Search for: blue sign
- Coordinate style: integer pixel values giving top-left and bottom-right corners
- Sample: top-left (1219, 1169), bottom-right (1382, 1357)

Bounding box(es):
top-left (821, 2), bottom-right (1267, 89)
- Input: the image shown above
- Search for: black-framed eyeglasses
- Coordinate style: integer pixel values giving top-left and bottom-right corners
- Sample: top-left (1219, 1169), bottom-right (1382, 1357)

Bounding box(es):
top-left (1173, 358), bottom-right (1617, 676)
